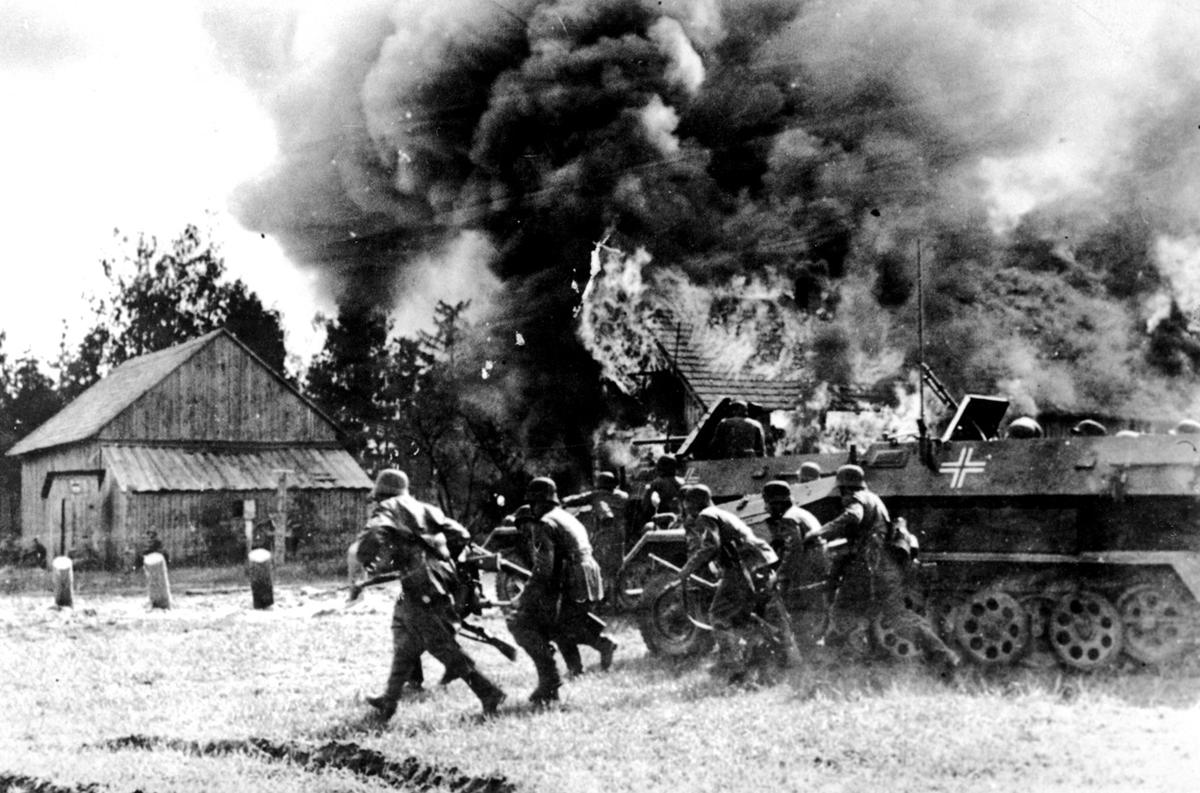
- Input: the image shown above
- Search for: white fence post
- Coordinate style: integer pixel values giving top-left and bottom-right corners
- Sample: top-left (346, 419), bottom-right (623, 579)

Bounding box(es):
top-left (248, 547), bottom-right (274, 609)
top-left (51, 556), bottom-right (74, 608)
top-left (143, 552), bottom-right (171, 609)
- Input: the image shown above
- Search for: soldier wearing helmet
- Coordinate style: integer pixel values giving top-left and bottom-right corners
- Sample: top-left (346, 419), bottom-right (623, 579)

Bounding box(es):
top-left (676, 483), bottom-right (795, 681)
top-left (710, 399), bottom-right (767, 459)
top-left (761, 481), bottom-right (829, 650)
top-left (356, 469), bottom-right (506, 720)
top-left (807, 465), bottom-right (960, 672)
top-left (1071, 419), bottom-right (1108, 437)
top-left (638, 454), bottom-right (686, 537)
top-left (563, 471), bottom-right (630, 593)
top-left (1006, 417), bottom-right (1044, 439)
top-left (1171, 419), bottom-right (1200, 435)
top-left (798, 461), bottom-right (823, 483)
top-left (507, 476), bottom-right (617, 705)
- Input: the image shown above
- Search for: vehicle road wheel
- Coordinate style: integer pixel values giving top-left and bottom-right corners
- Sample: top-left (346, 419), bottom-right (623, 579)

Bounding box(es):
top-left (614, 558), bottom-right (655, 613)
top-left (494, 553), bottom-right (530, 603)
top-left (637, 573), bottom-right (715, 658)
top-left (1117, 582), bottom-right (1196, 666)
top-left (1050, 590), bottom-right (1123, 671)
top-left (871, 588), bottom-right (927, 661)
top-left (953, 590), bottom-right (1029, 666)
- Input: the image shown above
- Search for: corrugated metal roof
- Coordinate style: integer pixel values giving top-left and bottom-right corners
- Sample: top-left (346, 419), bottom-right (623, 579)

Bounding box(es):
top-left (103, 445), bottom-right (373, 492)
top-left (7, 331), bottom-right (222, 456)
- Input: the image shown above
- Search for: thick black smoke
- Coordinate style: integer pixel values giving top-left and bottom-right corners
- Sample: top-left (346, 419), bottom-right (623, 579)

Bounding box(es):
top-left (214, 0), bottom-right (1200, 465)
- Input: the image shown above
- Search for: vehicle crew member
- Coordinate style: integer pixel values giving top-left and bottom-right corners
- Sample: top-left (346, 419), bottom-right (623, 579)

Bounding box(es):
top-left (676, 484), bottom-right (801, 681)
top-left (761, 480), bottom-right (828, 648)
top-left (638, 454), bottom-right (686, 538)
top-left (798, 461), bottom-right (822, 483)
top-left (507, 477), bottom-right (617, 704)
top-left (356, 469), bottom-right (506, 719)
top-left (807, 465), bottom-right (960, 671)
top-left (563, 471), bottom-right (629, 592)
top-left (710, 400), bottom-right (766, 458)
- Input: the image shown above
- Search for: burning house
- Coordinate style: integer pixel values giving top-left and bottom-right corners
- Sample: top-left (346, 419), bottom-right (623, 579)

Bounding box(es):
top-left (5, 330), bottom-right (372, 567)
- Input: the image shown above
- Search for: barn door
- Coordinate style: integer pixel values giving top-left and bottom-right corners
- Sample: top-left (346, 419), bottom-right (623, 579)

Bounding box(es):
top-left (45, 475), bottom-right (102, 560)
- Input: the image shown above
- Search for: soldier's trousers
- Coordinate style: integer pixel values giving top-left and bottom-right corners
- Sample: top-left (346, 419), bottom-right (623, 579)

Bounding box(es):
top-left (828, 546), bottom-right (956, 664)
top-left (384, 597), bottom-right (500, 705)
top-left (710, 570), bottom-right (799, 671)
top-left (506, 579), bottom-right (613, 691)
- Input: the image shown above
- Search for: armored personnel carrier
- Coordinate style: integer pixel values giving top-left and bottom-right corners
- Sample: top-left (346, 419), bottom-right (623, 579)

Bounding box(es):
top-left (626, 393), bottom-right (1200, 671)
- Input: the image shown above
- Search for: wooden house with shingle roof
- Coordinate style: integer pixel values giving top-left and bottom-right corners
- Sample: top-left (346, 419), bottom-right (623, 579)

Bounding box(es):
top-left (6, 329), bottom-right (372, 567)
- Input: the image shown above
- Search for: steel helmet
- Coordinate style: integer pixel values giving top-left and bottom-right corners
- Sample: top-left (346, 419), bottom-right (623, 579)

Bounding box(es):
top-left (373, 469), bottom-right (409, 499)
top-left (1071, 419), bottom-right (1108, 437)
top-left (798, 461), bottom-right (822, 482)
top-left (655, 454), bottom-right (679, 474)
top-left (762, 480), bottom-right (792, 503)
top-left (835, 464), bottom-right (866, 490)
top-left (1006, 417), bottom-right (1044, 439)
top-left (525, 476), bottom-right (560, 504)
top-left (1172, 419), bottom-right (1200, 435)
top-left (681, 483), bottom-right (713, 507)
top-left (595, 471), bottom-right (618, 490)
top-left (728, 399), bottom-right (749, 416)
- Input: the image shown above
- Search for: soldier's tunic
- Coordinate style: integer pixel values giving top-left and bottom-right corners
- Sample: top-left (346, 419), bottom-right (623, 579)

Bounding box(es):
top-left (711, 415), bottom-right (767, 458)
top-left (562, 486), bottom-right (629, 588)
top-left (764, 505), bottom-right (828, 646)
top-left (506, 506), bottom-right (614, 694)
top-left (678, 505), bottom-right (794, 668)
top-left (640, 473), bottom-right (685, 528)
top-left (358, 494), bottom-right (502, 707)
top-left (820, 489), bottom-right (956, 664)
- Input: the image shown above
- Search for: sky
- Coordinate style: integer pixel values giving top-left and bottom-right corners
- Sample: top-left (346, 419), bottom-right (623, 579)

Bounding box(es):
top-left (0, 0), bottom-right (330, 368)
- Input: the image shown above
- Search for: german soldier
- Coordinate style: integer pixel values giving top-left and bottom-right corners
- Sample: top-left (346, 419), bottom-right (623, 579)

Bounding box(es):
top-left (676, 484), bottom-right (800, 681)
top-left (563, 470), bottom-right (629, 594)
top-left (357, 469), bottom-right (506, 719)
top-left (761, 480), bottom-right (828, 649)
top-left (710, 400), bottom-right (766, 458)
top-left (807, 465), bottom-right (960, 670)
top-left (507, 477), bottom-right (616, 704)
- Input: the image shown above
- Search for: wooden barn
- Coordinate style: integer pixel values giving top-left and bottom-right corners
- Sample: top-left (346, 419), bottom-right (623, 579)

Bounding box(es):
top-left (5, 329), bottom-right (372, 568)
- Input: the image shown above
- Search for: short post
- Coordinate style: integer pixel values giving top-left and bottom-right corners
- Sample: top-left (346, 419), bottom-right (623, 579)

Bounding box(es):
top-left (51, 556), bottom-right (74, 608)
top-left (248, 547), bottom-right (274, 609)
top-left (143, 552), bottom-right (171, 609)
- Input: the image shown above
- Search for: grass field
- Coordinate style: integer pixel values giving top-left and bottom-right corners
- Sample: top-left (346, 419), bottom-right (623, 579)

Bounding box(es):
top-left (2, 565), bottom-right (1199, 793)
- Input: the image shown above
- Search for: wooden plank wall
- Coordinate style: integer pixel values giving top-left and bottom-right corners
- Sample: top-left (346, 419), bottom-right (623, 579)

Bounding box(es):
top-left (18, 443), bottom-right (102, 548)
top-left (100, 334), bottom-right (338, 444)
top-left (123, 488), bottom-right (368, 565)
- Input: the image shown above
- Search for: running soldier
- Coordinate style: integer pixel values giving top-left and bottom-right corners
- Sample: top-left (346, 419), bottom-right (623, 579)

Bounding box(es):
top-left (507, 477), bottom-right (617, 704)
top-left (676, 484), bottom-right (801, 682)
top-left (807, 465), bottom-right (960, 671)
top-left (563, 471), bottom-right (629, 594)
top-left (761, 480), bottom-right (829, 649)
top-left (357, 469), bottom-right (506, 719)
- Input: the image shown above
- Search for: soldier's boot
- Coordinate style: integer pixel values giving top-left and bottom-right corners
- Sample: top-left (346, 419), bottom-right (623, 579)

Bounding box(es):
top-left (711, 629), bottom-right (744, 678)
top-left (558, 642), bottom-right (584, 677)
top-left (365, 695), bottom-right (397, 721)
top-left (597, 636), bottom-right (618, 671)
top-left (464, 670), bottom-right (507, 716)
top-left (528, 660), bottom-right (562, 706)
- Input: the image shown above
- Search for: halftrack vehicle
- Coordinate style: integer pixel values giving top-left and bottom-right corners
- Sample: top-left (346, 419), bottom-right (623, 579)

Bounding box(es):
top-left (626, 393), bottom-right (1200, 671)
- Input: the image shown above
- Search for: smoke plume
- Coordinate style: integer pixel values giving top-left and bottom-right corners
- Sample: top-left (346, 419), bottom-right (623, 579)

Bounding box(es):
top-left (215, 0), bottom-right (1200, 467)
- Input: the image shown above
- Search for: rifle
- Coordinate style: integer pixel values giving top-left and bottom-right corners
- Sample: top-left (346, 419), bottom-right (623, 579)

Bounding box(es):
top-left (459, 620), bottom-right (519, 661)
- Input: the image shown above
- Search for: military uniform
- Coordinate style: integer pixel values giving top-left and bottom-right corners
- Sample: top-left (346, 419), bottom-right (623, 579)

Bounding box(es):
top-left (507, 484), bottom-right (616, 702)
top-left (815, 469), bottom-right (958, 669)
top-left (358, 478), bottom-right (505, 718)
top-left (711, 415), bottom-right (767, 458)
top-left (562, 474), bottom-right (629, 591)
top-left (762, 487), bottom-right (828, 648)
top-left (678, 493), bottom-right (796, 677)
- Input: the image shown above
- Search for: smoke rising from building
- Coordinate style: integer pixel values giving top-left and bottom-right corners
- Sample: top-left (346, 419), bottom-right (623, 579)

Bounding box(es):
top-left (215, 0), bottom-right (1200, 456)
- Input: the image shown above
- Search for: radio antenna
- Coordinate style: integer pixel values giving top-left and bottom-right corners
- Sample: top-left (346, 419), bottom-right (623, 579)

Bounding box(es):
top-left (917, 240), bottom-right (927, 446)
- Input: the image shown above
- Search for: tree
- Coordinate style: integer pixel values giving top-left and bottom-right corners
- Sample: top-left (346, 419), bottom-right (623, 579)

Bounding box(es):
top-left (58, 225), bottom-right (287, 398)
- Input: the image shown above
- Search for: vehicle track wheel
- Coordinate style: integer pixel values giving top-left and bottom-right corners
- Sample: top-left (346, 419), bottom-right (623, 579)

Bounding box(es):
top-left (1117, 583), bottom-right (1195, 665)
top-left (953, 590), bottom-right (1029, 665)
top-left (636, 573), bottom-right (715, 658)
top-left (1017, 593), bottom-right (1059, 669)
top-left (871, 589), bottom-right (926, 661)
top-left (927, 594), bottom-right (966, 646)
top-left (1050, 591), bottom-right (1123, 671)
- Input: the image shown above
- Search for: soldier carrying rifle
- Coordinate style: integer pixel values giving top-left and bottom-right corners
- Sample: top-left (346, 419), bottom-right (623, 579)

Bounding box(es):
top-left (356, 469), bottom-right (507, 720)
